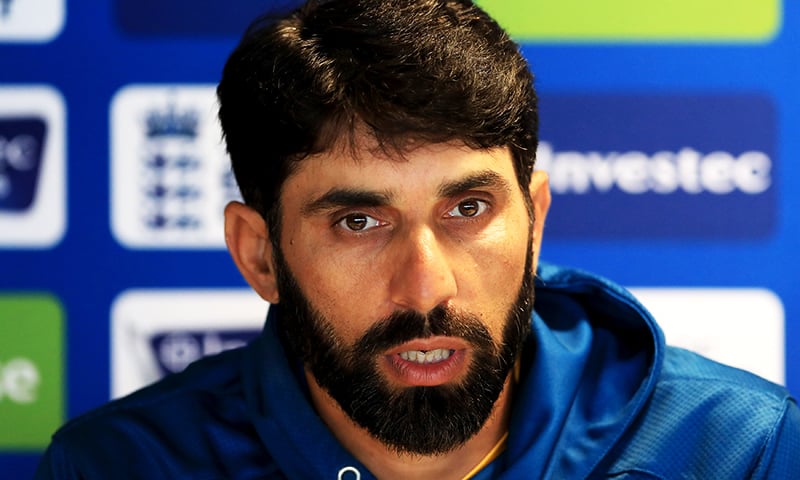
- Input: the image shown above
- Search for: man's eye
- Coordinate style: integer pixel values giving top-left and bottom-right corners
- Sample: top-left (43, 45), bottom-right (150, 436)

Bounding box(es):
top-left (447, 199), bottom-right (488, 218)
top-left (336, 213), bottom-right (382, 232)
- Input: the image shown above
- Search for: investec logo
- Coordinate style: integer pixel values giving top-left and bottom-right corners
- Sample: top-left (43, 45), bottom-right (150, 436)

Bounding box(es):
top-left (0, 87), bottom-right (66, 247)
top-left (539, 144), bottom-right (770, 196)
top-left (538, 94), bottom-right (776, 238)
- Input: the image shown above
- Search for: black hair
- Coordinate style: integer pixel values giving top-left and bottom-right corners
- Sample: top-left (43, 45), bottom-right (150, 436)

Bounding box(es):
top-left (217, 0), bottom-right (538, 238)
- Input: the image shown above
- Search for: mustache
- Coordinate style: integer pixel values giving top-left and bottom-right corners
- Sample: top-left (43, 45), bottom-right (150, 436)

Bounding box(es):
top-left (353, 306), bottom-right (495, 357)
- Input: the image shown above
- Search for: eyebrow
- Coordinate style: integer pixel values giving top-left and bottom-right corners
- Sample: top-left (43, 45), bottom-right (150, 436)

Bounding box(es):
top-left (437, 170), bottom-right (512, 198)
top-left (301, 170), bottom-right (512, 216)
top-left (302, 188), bottom-right (393, 216)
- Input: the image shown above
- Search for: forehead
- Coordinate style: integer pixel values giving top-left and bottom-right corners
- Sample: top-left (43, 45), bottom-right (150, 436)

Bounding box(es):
top-left (283, 140), bottom-right (519, 199)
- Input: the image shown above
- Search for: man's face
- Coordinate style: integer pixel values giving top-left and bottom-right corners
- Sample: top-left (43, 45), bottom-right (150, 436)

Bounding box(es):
top-left (272, 141), bottom-right (537, 454)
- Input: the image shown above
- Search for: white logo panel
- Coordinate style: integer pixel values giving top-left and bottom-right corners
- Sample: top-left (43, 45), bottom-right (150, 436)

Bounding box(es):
top-left (0, 86), bottom-right (66, 247)
top-left (111, 85), bottom-right (240, 249)
top-left (111, 289), bottom-right (268, 398)
top-left (631, 287), bottom-right (785, 385)
top-left (0, 0), bottom-right (65, 42)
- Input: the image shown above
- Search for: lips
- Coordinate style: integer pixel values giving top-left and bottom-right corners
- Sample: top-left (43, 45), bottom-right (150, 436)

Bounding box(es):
top-left (382, 337), bottom-right (470, 387)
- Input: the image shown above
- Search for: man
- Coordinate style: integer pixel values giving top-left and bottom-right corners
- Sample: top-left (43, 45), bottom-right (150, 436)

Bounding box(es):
top-left (36, 0), bottom-right (799, 478)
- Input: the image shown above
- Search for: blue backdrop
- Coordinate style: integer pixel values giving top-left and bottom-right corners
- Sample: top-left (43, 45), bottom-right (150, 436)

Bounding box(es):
top-left (1, 1), bottom-right (797, 477)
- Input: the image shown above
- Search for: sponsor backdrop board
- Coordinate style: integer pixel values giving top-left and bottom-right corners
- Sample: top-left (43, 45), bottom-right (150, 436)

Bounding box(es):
top-left (1, 0), bottom-right (798, 476)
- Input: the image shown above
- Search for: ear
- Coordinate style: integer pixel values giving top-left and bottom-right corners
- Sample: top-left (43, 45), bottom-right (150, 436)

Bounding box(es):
top-left (528, 170), bottom-right (551, 269)
top-left (224, 201), bottom-right (280, 304)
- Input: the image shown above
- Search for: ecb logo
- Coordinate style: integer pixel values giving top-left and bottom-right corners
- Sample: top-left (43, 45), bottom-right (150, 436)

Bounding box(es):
top-left (537, 94), bottom-right (777, 239)
top-left (111, 85), bottom-right (239, 249)
top-left (141, 104), bottom-right (204, 232)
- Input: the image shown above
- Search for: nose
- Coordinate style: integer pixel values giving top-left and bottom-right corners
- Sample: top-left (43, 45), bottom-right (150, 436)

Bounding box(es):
top-left (388, 225), bottom-right (458, 314)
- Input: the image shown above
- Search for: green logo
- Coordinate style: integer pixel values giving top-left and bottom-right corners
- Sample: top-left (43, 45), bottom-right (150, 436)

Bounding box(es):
top-left (0, 295), bottom-right (64, 450)
top-left (476, 0), bottom-right (781, 42)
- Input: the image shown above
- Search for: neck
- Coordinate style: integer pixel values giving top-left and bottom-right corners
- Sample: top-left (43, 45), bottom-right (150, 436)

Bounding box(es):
top-left (305, 371), bottom-right (514, 480)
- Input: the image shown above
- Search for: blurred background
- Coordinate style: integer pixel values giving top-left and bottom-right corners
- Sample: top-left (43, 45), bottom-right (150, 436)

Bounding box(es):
top-left (1, 0), bottom-right (796, 477)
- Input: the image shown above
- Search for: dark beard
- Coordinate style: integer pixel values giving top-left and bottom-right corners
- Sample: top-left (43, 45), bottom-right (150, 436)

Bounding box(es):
top-left (272, 244), bottom-right (534, 455)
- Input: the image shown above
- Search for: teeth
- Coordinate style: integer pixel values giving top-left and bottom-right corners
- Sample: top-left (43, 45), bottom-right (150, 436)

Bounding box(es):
top-left (399, 349), bottom-right (453, 364)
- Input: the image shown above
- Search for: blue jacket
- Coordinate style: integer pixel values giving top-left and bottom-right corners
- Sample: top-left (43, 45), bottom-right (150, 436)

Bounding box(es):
top-left (35, 263), bottom-right (800, 479)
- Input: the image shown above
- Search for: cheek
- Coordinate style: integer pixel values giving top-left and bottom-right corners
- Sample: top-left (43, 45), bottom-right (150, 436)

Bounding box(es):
top-left (462, 228), bottom-right (530, 334)
top-left (284, 234), bottom-right (382, 341)
top-left (475, 214), bottom-right (530, 274)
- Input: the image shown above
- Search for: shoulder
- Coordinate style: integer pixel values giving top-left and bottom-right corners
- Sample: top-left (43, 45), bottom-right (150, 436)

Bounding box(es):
top-left (604, 346), bottom-right (800, 479)
top-left (655, 346), bottom-right (792, 412)
top-left (59, 345), bottom-right (248, 434)
top-left (38, 346), bottom-right (277, 479)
